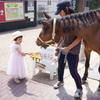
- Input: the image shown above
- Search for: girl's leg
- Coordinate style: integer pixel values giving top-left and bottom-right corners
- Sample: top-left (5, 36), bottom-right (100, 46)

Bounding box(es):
top-left (14, 76), bottom-right (20, 83)
top-left (67, 53), bottom-right (82, 90)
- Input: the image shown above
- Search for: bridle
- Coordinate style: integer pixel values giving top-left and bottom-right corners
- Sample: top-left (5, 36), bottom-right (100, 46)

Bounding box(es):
top-left (38, 18), bottom-right (57, 47)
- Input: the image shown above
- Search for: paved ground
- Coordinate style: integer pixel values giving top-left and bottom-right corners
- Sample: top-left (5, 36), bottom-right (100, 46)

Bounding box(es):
top-left (0, 25), bottom-right (100, 100)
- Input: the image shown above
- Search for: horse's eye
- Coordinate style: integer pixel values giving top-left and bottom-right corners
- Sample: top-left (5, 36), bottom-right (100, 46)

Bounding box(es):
top-left (42, 29), bottom-right (46, 36)
top-left (42, 27), bottom-right (49, 36)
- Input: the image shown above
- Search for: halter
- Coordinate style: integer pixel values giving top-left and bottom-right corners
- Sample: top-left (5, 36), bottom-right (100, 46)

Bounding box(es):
top-left (38, 18), bottom-right (57, 47)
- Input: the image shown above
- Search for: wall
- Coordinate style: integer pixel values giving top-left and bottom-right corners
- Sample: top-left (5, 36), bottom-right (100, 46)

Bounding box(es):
top-left (78, 0), bottom-right (86, 12)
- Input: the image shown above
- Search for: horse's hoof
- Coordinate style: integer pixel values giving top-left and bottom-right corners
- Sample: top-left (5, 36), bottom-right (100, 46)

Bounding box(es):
top-left (82, 80), bottom-right (87, 84)
top-left (97, 88), bottom-right (100, 92)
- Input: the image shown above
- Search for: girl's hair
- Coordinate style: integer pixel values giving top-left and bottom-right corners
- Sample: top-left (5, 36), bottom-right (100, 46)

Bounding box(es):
top-left (14, 36), bottom-right (23, 41)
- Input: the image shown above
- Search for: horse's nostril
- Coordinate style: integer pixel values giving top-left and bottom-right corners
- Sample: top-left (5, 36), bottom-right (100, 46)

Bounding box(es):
top-left (35, 41), bottom-right (38, 45)
top-left (35, 41), bottom-right (40, 46)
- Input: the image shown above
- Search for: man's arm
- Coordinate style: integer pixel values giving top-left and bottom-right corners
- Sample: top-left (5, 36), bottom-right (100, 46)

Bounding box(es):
top-left (56, 37), bottom-right (63, 50)
top-left (61, 37), bottom-right (82, 53)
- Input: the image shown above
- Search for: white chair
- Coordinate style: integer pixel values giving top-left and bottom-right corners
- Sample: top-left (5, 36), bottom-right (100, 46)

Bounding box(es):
top-left (32, 49), bottom-right (58, 80)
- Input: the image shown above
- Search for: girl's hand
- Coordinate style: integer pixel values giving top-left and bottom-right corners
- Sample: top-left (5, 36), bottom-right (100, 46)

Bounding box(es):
top-left (22, 53), bottom-right (31, 56)
top-left (21, 54), bottom-right (26, 57)
top-left (28, 53), bottom-right (32, 55)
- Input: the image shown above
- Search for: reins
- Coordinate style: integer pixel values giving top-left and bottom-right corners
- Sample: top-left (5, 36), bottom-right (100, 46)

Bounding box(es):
top-left (38, 18), bottom-right (57, 47)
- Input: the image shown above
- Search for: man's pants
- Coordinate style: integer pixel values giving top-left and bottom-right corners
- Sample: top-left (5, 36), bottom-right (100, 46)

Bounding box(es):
top-left (58, 52), bottom-right (82, 90)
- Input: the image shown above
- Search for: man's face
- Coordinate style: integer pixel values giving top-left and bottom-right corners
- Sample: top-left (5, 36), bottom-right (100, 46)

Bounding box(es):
top-left (59, 10), bottom-right (67, 17)
top-left (59, 7), bottom-right (68, 17)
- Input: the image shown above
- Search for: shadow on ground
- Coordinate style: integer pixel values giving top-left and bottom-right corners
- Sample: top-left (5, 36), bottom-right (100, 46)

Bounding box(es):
top-left (31, 71), bottom-right (58, 86)
top-left (7, 78), bottom-right (34, 97)
top-left (84, 82), bottom-right (100, 100)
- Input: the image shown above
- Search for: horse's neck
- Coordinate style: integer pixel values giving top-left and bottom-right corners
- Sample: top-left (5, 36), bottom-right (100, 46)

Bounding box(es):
top-left (57, 10), bottom-right (100, 38)
top-left (57, 19), bottom-right (79, 37)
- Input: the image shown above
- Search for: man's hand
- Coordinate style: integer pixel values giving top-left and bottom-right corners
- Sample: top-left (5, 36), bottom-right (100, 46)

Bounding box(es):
top-left (55, 51), bottom-right (59, 56)
top-left (61, 47), bottom-right (70, 53)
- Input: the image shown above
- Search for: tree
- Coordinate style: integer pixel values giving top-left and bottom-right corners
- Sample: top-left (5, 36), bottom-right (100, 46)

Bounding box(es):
top-left (91, 0), bottom-right (100, 9)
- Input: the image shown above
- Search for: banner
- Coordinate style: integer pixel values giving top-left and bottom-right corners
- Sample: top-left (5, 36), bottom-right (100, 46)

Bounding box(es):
top-left (0, 1), bottom-right (25, 23)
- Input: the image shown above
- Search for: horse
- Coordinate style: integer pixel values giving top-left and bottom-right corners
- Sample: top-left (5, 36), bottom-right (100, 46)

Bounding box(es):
top-left (36, 9), bottom-right (100, 92)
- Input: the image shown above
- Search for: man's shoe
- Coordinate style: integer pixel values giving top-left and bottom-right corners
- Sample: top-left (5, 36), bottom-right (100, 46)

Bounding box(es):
top-left (54, 81), bottom-right (64, 89)
top-left (74, 89), bottom-right (83, 98)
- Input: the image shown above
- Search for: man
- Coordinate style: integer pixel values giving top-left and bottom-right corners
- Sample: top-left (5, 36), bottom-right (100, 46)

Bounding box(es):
top-left (54, 0), bottom-right (83, 98)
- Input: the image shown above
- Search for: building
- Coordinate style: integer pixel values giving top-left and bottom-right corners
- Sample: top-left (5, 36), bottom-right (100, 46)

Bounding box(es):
top-left (0, 0), bottom-right (99, 32)
top-left (36, 0), bottom-right (86, 22)
top-left (36, 0), bottom-right (100, 21)
top-left (36, 0), bottom-right (60, 22)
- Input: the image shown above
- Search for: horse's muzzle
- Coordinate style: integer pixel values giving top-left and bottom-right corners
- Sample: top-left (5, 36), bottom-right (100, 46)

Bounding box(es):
top-left (35, 41), bottom-right (48, 49)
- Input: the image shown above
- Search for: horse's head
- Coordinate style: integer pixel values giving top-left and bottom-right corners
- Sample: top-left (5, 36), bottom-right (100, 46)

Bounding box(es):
top-left (36, 8), bottom-right (75, 48)
top-left (36, 12), bottom-right (61, 48)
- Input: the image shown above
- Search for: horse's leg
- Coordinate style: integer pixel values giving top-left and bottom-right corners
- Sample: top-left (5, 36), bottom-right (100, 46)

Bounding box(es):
top-left (97, 65), bottom-right (100, 92)
top-left (82, 41), bottom-right (92, 84)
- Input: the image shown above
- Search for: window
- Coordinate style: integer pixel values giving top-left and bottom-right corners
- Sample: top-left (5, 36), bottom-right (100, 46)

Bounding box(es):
top-left (47, 0), bottom-right (51, 5)
top-left (58, 0), bottom-right (62, 2)
top-left (86, 0), bottom-right (92, 8)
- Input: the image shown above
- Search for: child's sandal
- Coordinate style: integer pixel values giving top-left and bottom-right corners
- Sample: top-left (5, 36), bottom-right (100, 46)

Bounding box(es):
top-left (20, 77), bottom-right (25, 80)
top-left (14, 78), bottom-right (20, 83)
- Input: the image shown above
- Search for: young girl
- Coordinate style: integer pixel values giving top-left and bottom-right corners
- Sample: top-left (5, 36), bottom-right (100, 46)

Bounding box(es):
top-left (7, 31), bottom-right (29, 83)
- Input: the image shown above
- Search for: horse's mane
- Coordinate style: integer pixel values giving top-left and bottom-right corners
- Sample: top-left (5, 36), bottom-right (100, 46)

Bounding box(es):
top-left (55, 8), bottom-right (100, 33)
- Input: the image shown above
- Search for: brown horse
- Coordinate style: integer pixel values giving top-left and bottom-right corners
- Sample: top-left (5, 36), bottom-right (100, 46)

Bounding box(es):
top-left (36, 9), bottom-right (100, 92)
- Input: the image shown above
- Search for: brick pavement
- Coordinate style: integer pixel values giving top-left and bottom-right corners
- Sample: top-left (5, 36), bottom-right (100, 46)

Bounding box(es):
top-left (0, 25), bottom-right (100, 100)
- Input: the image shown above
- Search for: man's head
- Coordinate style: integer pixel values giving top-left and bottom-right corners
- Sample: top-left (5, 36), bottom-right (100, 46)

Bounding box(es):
top-left (55, 0), bottom-right (70, 15)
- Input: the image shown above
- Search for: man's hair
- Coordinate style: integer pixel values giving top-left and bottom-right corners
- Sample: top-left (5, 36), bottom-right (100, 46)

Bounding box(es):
top-left (63, 7), bottom-right (75, 15)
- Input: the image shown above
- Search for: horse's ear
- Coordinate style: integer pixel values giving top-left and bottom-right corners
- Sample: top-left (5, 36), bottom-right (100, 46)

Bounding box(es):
top-left (41, 21), bottom-right (51, 28)
top-left (43, 12), bottom-right (51, 19)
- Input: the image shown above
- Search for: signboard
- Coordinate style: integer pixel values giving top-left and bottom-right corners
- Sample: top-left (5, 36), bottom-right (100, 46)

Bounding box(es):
top-left (0, 1), bottom-right (25, 23)
top-left (28, 12), bottom-right (34, 18)
top-left (0, 2), bottom-right (5, 22)
top-left (28, 6), bottom-right (34, 11)
top-left (36, 62), bottom-right (46, 71)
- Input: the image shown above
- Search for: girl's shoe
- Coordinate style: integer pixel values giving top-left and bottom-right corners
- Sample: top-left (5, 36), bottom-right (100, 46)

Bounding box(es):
top-left (20, 77), bottom-right (25, 80)
top-left (14, 78), bottom-right (20, 83)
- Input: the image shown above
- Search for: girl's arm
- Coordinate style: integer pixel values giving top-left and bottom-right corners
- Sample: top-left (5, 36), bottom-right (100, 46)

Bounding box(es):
top-left (16, 47), bottom-right (28, 55)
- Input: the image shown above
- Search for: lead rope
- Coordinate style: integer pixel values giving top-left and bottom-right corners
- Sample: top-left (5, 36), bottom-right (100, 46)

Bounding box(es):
top-left (98, 56), bottom-right (100, 81)
top-left (64, 52), bottom-right (69, 63)
top-left (52, 18), bottom-right (56, 40)
top-left (58, 49), bottom-right (69, 63)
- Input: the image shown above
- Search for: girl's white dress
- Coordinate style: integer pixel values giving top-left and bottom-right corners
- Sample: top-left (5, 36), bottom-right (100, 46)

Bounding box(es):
top-left (7, 44), bottom-right (27, 79)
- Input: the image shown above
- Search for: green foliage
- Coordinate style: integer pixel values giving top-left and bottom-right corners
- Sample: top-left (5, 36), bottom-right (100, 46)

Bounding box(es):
top-left (91, 0), bottom-right (100, 10)
top-left (75, 0), bottom-right (80, 13)
top-left (74, 0), bottom-right (100, 12)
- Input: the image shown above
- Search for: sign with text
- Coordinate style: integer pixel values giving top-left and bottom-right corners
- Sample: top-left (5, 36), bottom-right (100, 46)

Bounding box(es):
top-left (0, 2), bottom-right (5, 22)
top-left (0, 1), bottom-right (25, 23)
